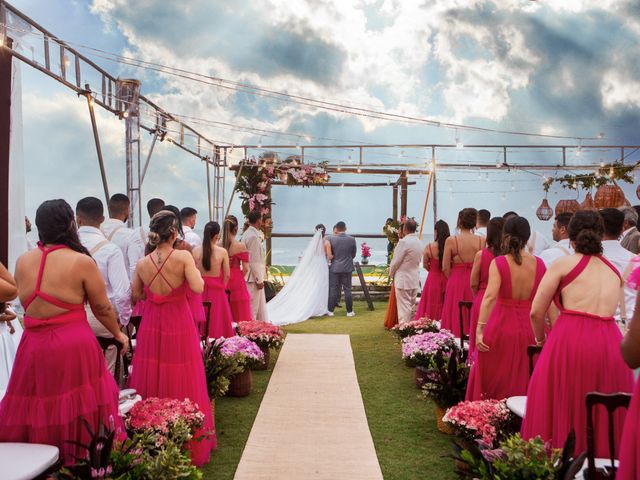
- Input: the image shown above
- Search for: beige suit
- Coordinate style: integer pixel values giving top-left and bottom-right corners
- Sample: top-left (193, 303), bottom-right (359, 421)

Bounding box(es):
top-left (621, 228), bottom-right (640, 255)
top-left (389, 233), bottom-right (423, 323)
top-left (241, 226), bottom-right (269, 322)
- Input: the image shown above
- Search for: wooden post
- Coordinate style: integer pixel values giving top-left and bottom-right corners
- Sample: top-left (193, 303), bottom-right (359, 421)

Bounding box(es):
top-left (392, 184), bottom-right (398, 220)
top-left (0, 37), bottom-right (12, 267)
top-left (400, 172), bottom-right (408, 218)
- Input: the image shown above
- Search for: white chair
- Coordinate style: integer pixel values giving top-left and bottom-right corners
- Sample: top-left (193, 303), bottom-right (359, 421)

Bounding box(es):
top-left (119, 388), bottom-right (141, 416)
top-left (506, 395), bottom-right (527, 419)
top-left (0, 443), bottom-right (60, 480)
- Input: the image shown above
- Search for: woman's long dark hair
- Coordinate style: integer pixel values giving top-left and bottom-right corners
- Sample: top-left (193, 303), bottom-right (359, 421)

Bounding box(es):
top-left (202, 221), bottom-right (221, 271)
top-left (222, 216), bottom-right (239, 252)
top-left (146, 211), bottom-right (179, 254)
top-left (36, 199), bottom-right (90, 256)
top-left (434, 220), bottom-right (450, 265)
top-left (503, 216), bottom-right (531, 265)
top-left (486, 217), bottom-right (506, 257)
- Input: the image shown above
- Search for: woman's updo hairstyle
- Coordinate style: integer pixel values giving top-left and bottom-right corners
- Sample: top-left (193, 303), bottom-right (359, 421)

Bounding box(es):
top-left (35, 199), bottom-right (90, 256)
top-left (147, 210), bottom-right (179, 253)
top-left (503, 216), bottom-right (531, 265)
top-left (569, 210), bottom-right (603, 255)
top-left (315, 224), bottom-right (326, 236)
top-left (458, 208), bottom-right (478, 230)
top-left (222, 215), bottom-right (239, 251)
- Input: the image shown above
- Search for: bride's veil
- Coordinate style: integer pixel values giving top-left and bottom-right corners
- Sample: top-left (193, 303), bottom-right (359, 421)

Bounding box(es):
top-left (282, 229), bottom-right (324, 286)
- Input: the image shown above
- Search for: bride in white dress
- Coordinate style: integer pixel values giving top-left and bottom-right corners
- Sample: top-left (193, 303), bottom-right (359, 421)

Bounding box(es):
top-left (267, 225), bottom-right (329, 326)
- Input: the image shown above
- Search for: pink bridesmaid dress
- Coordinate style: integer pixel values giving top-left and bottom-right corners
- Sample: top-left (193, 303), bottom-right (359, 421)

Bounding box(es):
top-left (414, 244), bottom-right (448, 320)
top-left (203, 272), bottom-right (236, 339)
top-left (618, 380), bottom-right (640, 479)
top-left (468, 248), bottom-right (495, 358)
top-left (228, 251), bottom-right (254, 323)
top-left (466, 256), bottom-right (545, 401)
top-left (128, 251), bottom-right (215, 465)
top-left (521, 255), bottom-right (633, 457)
top-left (440, 237), bottom-right (481, 337)
top-left (0, 244), bottom-right (123, 464)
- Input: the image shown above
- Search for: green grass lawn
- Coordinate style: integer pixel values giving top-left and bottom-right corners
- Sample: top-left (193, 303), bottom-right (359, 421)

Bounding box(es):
top-left (202, 301), bottom-right (455, 480)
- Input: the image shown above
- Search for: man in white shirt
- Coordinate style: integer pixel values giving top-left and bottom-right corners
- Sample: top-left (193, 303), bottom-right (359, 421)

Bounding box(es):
top-left (77, 197), bottom-right (132, 377)
top-left (475, 209), bottom-right (490, 237)
top-left (503, 211), bottom-right (550, 255)
top-left (241, 210), bottom-right (268, 322)
top-left (600, 208), bottom-right (636, 326)
top-left (180, 207), bottom-right (202, 250)
top-left (100, 193), bottom-right (144, 280)
top-left (620, 207), bottom-right (640, 254)
top-left (540, 212), bottom-right (574, 267)
top-left (389, 219), bottom-right (423, 324)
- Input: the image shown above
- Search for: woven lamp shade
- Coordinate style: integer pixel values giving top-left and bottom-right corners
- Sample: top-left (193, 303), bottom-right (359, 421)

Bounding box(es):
top-left (636, 184), bottom-right (640, 201)
top-left (594, 184), bottom-right (626, 209)
top-left (555, 199), bottom-right (580, 216)
top-left (536, 198), bottom-right (553, 221)
top-left (580, 192), bottom-right (596, 211)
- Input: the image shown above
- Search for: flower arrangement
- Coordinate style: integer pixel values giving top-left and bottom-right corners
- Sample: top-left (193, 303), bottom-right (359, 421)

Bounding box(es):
top-left (383, 219), bottom-right (401, 245)
top-left (401, 330), bottom-right (458, 368)
top-left (203, 339), bottom-right (243, 398)
top-left (391, 318), bottom-right (440, 340)
top-left (421, 352), bottom-right (469, 409)
top-left (237, 321), bottom-right (285, 350)
top-left (361, 243), bottom-right (372, 259)
top-left (443, 400), bottom-right (515, 448)
top-left (219, 336), bottom-right (264, 370)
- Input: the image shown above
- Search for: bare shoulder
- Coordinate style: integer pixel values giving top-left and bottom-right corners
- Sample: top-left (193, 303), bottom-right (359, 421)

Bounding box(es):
top-left (237, 242), bottom-right (248, 252)
top-left (192, 246), bottom-right (203, 259)
top-left (173, 249), bottom-right (194, 263)
top-left (549, 253), bottom-right (580, 274)
top-left (444, 236), bottom-right (455, 247)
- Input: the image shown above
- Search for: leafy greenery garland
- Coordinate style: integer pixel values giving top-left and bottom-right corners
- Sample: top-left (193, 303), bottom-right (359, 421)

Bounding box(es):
top-left (542, 161), bottom-right (637, 192)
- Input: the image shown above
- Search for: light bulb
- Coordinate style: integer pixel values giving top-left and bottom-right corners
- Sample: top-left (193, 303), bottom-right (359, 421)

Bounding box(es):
top-left (257, 138), bottom-right (262, 148)
top-left (478, 172), bottom-right (483, 180)
top-left (357, 168), bottom-right (362, 173)
top-left (576, 146), bottom-right (582, 157)
top-left (496, 162), bottom-right (502, 168)
top-left (122, 110), bottom-right (129, 118)
top-left (337, 167), bottom-right (342, 172)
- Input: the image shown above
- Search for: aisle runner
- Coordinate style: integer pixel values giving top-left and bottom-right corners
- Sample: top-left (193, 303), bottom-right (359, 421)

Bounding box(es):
top-left (234, 334), bottom-right (383, 480)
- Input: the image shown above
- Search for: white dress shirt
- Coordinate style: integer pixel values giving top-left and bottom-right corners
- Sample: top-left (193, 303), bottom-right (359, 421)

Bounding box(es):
top-left (183, 225), bottom-right (202, 250)
top-left (527, 230), bottom-right (551, 256)
top-left (602, 239), bottom-right (636, 324)
top-left (79, 226), bottom-right (132, 325)
top-left (100, 218), bottom-right (145, 280)
top-left (539, 239), bottom-right (574, 268)
top-left (475, 227), bottom-right (487, 237)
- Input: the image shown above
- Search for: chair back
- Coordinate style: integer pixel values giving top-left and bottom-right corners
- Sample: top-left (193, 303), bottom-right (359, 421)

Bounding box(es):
top-left (527, 345), bottom-right (542, 377)
top-left (127, 315), bottom-right (142, 342)
top-left (585, 392), bottom-right (632, 479)
top-left (458, 301), bottom-right (472, 355)
top-left (96, 336), bottom-right (123, 383)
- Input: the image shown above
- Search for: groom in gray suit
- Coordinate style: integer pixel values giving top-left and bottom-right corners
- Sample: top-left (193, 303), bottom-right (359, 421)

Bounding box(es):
top-left (327, 221), bottom-right (357, 317)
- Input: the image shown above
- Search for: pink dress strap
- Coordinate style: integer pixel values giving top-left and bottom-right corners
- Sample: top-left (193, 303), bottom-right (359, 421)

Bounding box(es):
top-left (147, 250), bottom-right (176, 290)
top-left (428, 244), bottom-right (434, 258)
top-left (495, 256), bottom-right (512, 298)
top-left (554, 255), bottom-right (619, 310)
top-left (531, 257), bottom-right (546, 301)
top-left (24, 244), bottom-right (84, 312)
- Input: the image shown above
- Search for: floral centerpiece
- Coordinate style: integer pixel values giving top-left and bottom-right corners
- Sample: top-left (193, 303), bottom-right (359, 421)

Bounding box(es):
top-left (443, 400), bottom-right (515, 448)
top-left (237, 321), bottom-right (285, 350)
top-left (391, 318), bottom-right (440, 340)
top-left (360, 243), bottom-right (372, 265)
top-left (219, 336), bottom-right (264, 397)
top-left (203, 339), bottom-right (243, 398)
top-left (401, 330), bottom-right (458, 368)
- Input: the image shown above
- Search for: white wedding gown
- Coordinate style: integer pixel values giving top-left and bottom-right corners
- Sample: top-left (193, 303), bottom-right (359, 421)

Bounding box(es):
top-left (267, 230), bottom-right (329, 326)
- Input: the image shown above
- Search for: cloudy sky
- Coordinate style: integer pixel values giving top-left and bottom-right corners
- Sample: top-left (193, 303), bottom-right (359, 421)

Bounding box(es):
top-left (8, 0), bottom-right (640, 251)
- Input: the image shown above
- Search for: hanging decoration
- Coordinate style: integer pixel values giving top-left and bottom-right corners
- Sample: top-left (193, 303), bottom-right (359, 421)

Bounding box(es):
top-left (594, 184), bottom-right (626, 209)
top-left (235, 154), bottom-right (330, 230)
top-left (536, 198), bottom-right (553, 221)
top-left (555, 199), bottom-right (580, 216)
top-left (580, 192), bottom-right (596, 210)
top-left (636, 184), bottom-right (640, 201)
top-left (542, 161), bottom-right (637, 192)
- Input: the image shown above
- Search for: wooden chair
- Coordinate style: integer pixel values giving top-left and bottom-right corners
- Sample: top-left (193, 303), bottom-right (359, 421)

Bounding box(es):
top-left (201, 301), bottom-right (212, 345)
top-left (96, 336), bottom-right (123, 385)
top-left (526, 345), bottom-right (542, 377)
top-left (458, 301), bottom-right (473, 356)
top-left (584, 392), bottom-right (632, 479)
top-left (123, 315), bottom-right (142, 380)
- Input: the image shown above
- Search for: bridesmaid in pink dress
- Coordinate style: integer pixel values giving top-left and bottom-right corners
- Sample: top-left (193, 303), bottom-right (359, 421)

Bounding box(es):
top-left (129, 211), bottom-right (215, 465)
top-left (468, 217), bottom-right (505, 358)
top-left (415, 220), bottom-right (450, 321)
top-left (194, 221), bottom-right (236, 339)
top-left (223, 215), bottom-right (254, 323)
top-left (521, 210), bottom-right (633, 457)
top-left (0, 200), bottom-right (127, 464)
top-left (617, 264), bottom-right (640, 480)
top-left (441, 208), bottom-right (485, 337)
top-left (466, 217), bottom-right (545, 400)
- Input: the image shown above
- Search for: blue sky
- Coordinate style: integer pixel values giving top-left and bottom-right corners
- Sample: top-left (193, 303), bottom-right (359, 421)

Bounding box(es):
top-left (9, 0), bottom-right (640, 244)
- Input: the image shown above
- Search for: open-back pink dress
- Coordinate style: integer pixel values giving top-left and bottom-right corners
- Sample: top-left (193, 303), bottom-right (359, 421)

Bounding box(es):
top-left (128, 251), bottom-right (215, 465)
top-left (228, 251), bottom-right (253, 323)
top-left (468, 248), bottom-right (495, 358)
top-left (203, 272), bottom-right (236, 339)
top-left (440, 237), bottom-right (480, 337)
top-left (521, 255), bottom-right (633, 457)
top-left (0, 244), bottom-right (123, 464)
top-left (414, 244), bottom-right (448, 320)
top-left (466, 255), bottom-right (545, 401)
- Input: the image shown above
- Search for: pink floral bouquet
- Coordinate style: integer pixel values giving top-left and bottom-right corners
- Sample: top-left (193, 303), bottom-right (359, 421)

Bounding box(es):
top-left (237, 321), bottom-right (285, 350)
top-left (126, 397), bottom-right (204, 448)
top-left (361, 243), bottom-right (372, 259)
top-left (391, 318), bottom-right (440, 339)
top-left (401, 330), bottom-right (458, 368)
top-left (219, 336), bottom-right (264, 370)
top-left (443, 399), bottom-right (515, 448)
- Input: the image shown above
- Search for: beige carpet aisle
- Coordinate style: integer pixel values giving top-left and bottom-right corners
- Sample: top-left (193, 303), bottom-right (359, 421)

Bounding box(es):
top-left (234, 334), bottom-right (383, 480)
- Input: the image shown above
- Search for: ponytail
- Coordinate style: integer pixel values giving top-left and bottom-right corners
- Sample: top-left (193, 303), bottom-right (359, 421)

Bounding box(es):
top-left (202, 221), bottom-right (221, 271)
top-left (222, 217), bottom-right (238, 252)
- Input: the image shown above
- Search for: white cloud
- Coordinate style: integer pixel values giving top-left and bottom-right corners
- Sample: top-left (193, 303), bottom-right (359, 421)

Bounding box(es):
top-left (601, 69), bottom-right (640, 110)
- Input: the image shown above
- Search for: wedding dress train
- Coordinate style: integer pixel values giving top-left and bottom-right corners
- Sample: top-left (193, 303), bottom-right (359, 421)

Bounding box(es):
top-left (268, 230), bottom-right (329, 326)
